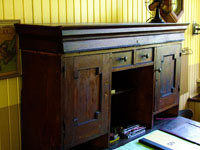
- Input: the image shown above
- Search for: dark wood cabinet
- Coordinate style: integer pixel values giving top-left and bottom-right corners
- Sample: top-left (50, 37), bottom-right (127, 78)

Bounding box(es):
top-left (154, 44), bottom-right (181, 113)
top-left (15, 23), bottom-right (188, 150)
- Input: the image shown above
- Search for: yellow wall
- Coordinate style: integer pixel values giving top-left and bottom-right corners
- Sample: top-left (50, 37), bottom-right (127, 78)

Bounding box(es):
top-left (179, 0), bottom-right (200, 109)
top-left (0, 0), bottom-right (200, 149)
top-left (0, 78), bottom-right (21, 150)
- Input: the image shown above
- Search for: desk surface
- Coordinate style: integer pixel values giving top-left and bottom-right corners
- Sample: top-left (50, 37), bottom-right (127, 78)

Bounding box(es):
top-left (112, 116), bottom-right (200, 150)
top-left (160, 116), bottom-right (200, 145)
top-left (114, 130), bottom-right (200, 150)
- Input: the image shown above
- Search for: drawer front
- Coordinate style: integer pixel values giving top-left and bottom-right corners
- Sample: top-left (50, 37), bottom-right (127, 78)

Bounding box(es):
top-left (112, 51), bottom-right (132, 67)
top-left (135, 48), bottom-right (153, 64)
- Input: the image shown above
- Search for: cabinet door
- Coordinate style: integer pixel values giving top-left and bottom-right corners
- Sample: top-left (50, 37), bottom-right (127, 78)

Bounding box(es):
top-left (154, 44), bottom-right (181, 112)
top-left (62, 54), bottom-right (111, 148)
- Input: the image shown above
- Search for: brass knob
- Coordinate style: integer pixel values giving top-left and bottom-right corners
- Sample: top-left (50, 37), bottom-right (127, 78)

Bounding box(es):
top-left (73, 117), bottom-right (78, 122)
top-left (95, 111), bottom-right (101, 119)
top-left (155, 68), bottom-right (162, 73)
top-left (73, 117), bottom-right (79, 126)
top-left (120, 56), bottom-right (128, 62)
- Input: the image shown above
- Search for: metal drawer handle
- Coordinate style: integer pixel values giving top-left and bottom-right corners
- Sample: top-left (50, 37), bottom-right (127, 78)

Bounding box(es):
top-left (141, 54), bottom-right (149, 59)
top-left (119, 56), bottom-right (128, 62)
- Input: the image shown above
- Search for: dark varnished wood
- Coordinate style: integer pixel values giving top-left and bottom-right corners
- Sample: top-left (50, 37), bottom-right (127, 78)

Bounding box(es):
top-left (111, 66), bottom-right (154, 128)
top-left (62, 54), bottom-right (111, 148)
top-left (15, 23), bottom-right (188, 150)
top-left (134, 48), bottom-right (153, 64)
top-left (154, 44), bottom-right (181, 113)
top-left (15, 23), bottom-right (188, 53)
top-left (21, 51), bottom-right (62, 150)
top-left (112, 51), bottom-right (132, 67)
top-left (62, 33), bottom-right (184, 52)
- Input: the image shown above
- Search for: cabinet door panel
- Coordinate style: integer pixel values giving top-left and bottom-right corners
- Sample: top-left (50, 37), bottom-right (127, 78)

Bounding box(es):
top-left (155, 44), bottom-right (181, 112)
top-left (63, 54), bottom-right (111, 148)
top-left (74, 68), bottom-right (101, 125)
top-left (160, 55), bottom-right (176, 97)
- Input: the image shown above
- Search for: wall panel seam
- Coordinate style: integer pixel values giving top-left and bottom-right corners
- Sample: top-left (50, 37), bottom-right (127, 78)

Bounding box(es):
top-left (6, 79), bottom-right (12, 150)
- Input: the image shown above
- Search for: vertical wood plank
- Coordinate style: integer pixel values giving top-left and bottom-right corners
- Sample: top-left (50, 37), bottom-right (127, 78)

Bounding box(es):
top-left (142, 0), bottom-right (146, 22)
top-left (23, 0), bottom-right (33, 23)
top-left (81, 0), bottom-right (88, 23)
top-left (117, 0), bottom-right (122, 22)
top-left (17, 77), bottom-right (22, 150)
top-left (111, 0), bottom-right (117, 22)
top-left (0, 80), bottom-right (8, 108)
top-left (7, 78), bottom-right (18, 107)
top-left (0, 107), bottom-right (10, 150)
top-left (137, 0), bottom-right (142, 22)
top-left (8, 104), bottom-right (20, 150)
top-left (33, 0), bottom-right (42, 23)
top-left (74, 0), bottom-right (81, 23)
top-left (0, 0), bottom-right (3, 19)
top-left (50, 0), bottom-right (58, 23)
top-left (106, 0), bottom-right (111, 23)
top-left (3, 0), bottom-right (14, 19)
top-left (94, 0), bottom-right (100, 23)
top-left (198, 0), bottom-right (200, 69)
top-left (100, 0), bottom-right (106, 23)
top-left (66, 0), bottom-right (74, 23)
top-left (187, 0), bottom-right (192, 95)
top-left (88, 0), bottom-right (94, 22)
top-left (133, 0), bottom-right (137, 22)
top-left (58, 0), bottom-right (66, 23)
top-left (122, 0), bottom-right (127, 22)
top-left (0, 79), bottom-right (10, 150)
top-left (13, 0), bottom-right (24, 22)
top-left (145, 0), bottom-right (150, 23)
top-left (42, 0), bottom-right (50, 23)
top-left (127, 0), bottom-right (132, 22)
top-left (179, 93), bottom-right (189, 110)
top-left (6, 79), bottom-right (12, 150)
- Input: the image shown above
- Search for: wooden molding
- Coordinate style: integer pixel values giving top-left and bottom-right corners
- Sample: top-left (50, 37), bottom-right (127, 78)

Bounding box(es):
top-left (161, 0), bottom-right (184, 23)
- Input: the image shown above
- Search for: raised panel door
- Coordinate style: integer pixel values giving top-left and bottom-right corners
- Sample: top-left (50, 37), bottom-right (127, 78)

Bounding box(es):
top-left (154, 44), bottom-right (181, 112)
top-left (62, 54), bottom-right (111, 148)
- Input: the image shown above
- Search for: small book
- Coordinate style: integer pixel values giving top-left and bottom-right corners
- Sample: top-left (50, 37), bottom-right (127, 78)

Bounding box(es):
top-left (139, 138), bottom-right (172, 150)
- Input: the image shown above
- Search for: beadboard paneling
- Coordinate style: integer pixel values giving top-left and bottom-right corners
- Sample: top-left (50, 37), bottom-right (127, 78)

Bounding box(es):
top-left (0, 77), bottom-right (21, 150)
top-left (179, 0), bottom-right (200, 110)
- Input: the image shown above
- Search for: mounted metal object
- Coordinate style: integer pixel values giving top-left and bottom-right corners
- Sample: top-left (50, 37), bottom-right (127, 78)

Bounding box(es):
top-left (193, 23), bottom-right (200, 35)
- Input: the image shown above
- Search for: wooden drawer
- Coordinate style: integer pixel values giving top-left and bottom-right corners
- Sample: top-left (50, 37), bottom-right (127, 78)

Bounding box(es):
top-left (135, 48), bottom-right (153, 64)
top-left (112, 51), bottom-right (132, 67)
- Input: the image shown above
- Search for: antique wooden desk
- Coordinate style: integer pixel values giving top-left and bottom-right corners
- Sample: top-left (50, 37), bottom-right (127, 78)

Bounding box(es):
top-left (15, 23), bottom-right (188, 150)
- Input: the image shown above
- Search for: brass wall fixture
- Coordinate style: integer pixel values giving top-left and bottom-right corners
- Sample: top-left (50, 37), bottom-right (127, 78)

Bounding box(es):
top-left (182, 47), bottom-right (193, 55)
top-left (193, 23), bottom-right (200, 35)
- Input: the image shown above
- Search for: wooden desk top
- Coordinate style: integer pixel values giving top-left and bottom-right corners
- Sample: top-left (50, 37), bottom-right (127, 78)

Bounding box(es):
top-left (15, 23), bottom-right (189, 53)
